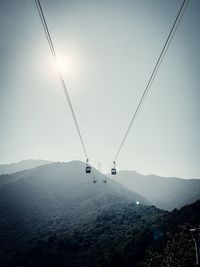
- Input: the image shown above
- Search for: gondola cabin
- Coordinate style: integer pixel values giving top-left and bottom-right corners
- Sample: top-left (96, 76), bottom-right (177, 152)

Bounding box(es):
top-left (86, 166), bottom-right (91, 174)
top-left (111, 168), bottom-right (117, 175)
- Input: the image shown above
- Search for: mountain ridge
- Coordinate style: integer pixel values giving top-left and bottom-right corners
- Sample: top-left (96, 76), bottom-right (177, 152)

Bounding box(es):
top-left (0, 159), bottom-right (52, 175)
top-left (1, 159), bottom-right (200, 211)
top-left (112, 170), bottom-right (200, 210)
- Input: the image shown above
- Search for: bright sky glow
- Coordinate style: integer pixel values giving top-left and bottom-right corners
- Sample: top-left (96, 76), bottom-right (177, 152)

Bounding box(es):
top-left (0, 0), bottom-right (199, 179)
top-left (53, 54), bottom-right (76, 77)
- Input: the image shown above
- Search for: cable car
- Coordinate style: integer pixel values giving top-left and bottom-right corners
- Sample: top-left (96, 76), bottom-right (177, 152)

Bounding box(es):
top-left (103, 178), bottom-right (107, 183)
top-left (111, 161), bottom-right (117, 175)
top-left (85, 159), bottom-right (91, 174)
top-left (86, 166), bottom-right (91, 173)
top-left (111, 168), bottom-right (116, 175)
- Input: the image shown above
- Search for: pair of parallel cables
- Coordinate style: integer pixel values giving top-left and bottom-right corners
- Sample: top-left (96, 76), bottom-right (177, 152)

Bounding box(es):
top-left (35, 0), bottom-right (190, 181)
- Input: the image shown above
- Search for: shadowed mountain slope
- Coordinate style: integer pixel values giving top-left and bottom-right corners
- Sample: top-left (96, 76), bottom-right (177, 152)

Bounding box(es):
top-left (0, 161), bottom-right (149, 234)
top-left (0, 161), bottom-right (150, 266)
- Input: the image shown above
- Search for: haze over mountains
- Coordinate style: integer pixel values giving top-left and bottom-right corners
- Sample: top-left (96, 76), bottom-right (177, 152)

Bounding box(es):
top-left (0, 161), bottom-right (148, 226)
top-left (1, 159), bottom-right (200, 211)
top-left (113, 170), bottom-right (200, 210)
top-left (0, 159), bottom-right (52, 175)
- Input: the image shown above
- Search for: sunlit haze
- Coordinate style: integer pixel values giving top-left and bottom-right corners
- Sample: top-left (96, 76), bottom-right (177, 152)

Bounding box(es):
top-left (0, 0), bottom-right (199, 178)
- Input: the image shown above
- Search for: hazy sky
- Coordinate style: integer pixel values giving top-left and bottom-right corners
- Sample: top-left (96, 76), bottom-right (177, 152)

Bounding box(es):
top-left (0, 0), bottom-right (199, 178)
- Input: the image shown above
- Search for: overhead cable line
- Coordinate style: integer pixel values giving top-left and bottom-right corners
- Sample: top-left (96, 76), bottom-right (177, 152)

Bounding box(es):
top-left (112, 0), bottom-right (190, 165)
top-left (35, 0), bottom-right (89, 160)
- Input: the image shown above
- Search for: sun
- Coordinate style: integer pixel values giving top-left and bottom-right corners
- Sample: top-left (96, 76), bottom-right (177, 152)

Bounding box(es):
top-left (50, 52), bottom-right (77, 79)
top-left (55, 55), bottom-right (74, 75)
top-left (43, 49), bottom-right (83, 89)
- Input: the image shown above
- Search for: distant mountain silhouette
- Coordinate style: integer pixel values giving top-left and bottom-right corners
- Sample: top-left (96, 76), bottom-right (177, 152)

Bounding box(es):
top-left (112, 170), bottom-right (200, 210)
top-left (0, 159), bottom-right (52, 175)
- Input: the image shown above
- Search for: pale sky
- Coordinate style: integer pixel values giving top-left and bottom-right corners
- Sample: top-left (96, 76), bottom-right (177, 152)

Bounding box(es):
top-left (0, 0), bottom-right (199, 178)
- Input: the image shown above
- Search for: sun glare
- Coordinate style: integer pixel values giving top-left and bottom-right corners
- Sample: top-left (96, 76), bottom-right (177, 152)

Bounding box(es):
top-left (42, 48), bottom-right (84, 92)
top-left (55, 56), bottom-right (74, 74)
top-left (54, 55), bottom-right (75, 76)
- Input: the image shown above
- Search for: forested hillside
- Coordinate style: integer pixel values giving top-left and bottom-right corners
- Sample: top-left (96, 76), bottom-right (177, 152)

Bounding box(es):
top-left (0, 162), bottom-right (199, 266)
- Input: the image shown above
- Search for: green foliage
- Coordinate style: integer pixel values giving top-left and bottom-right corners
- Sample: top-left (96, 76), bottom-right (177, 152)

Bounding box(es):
top-left (144, 225), bottom-right (198, 267)
top-left (0, 163), bottom-right (200, 266)
top-left (1, 200), bottom-right (200, 266)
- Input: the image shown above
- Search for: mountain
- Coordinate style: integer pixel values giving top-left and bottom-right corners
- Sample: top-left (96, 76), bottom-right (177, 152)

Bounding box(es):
top-left (0, 161), bottom-right (150, 266)
top-left (0, 161), bottom-right (199, 266)
top-left (0, 159), bottom-right (52, 175)
top-left (111, 170), bottom-right (200, 210)
top-left (0, 161), bottom-right (148, 206)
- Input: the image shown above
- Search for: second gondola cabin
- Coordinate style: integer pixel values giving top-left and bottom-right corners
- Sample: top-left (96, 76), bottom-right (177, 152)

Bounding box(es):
top-left (86, 166), bottom-right (91, 173)
top-left (111, 168), bottom-right (116, 175)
